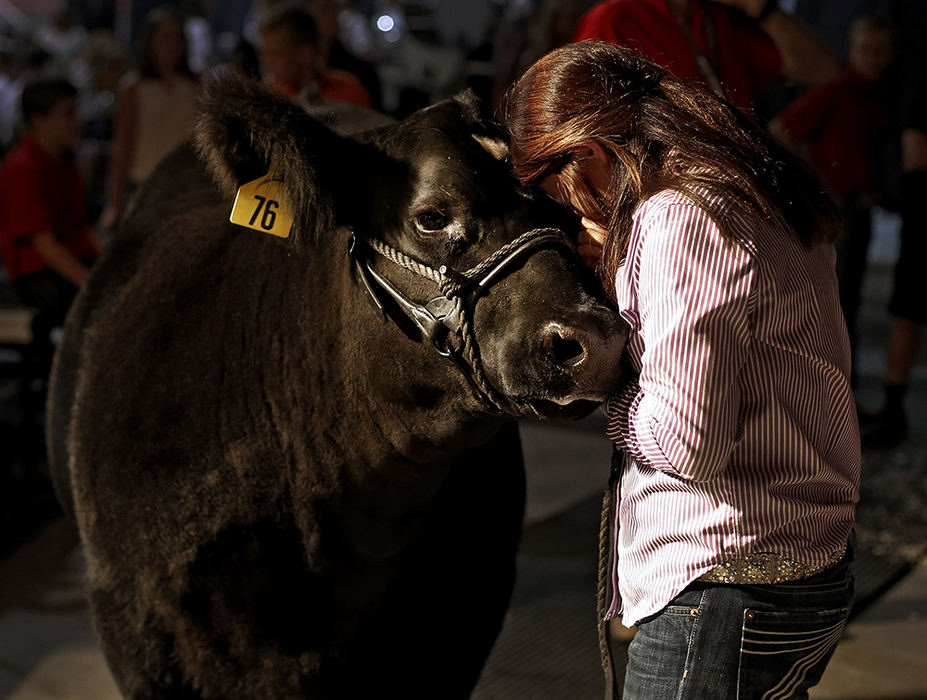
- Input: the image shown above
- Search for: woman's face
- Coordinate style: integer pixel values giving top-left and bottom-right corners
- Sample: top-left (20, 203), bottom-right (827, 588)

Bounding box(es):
top-left (538, 143), bottom-right (611, 224)
top-left (539, 173), bottom-right (570, 207)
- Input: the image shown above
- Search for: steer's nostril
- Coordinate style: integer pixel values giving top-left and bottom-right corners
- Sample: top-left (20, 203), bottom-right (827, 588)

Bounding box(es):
top-left (547, 332), bottom-right (587, 368)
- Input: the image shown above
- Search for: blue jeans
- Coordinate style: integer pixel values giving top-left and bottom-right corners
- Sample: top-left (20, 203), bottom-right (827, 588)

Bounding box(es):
top-left (622, 551), bottom-right (853, 699)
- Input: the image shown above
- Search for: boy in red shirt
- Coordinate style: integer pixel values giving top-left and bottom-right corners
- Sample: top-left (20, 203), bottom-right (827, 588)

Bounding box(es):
top-left (772, 16), bottom-right (894, 385)
top-left (0, 79), bottom-right (100, 352)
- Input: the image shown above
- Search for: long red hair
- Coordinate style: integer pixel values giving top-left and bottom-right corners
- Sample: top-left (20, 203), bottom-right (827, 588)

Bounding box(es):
top-left (504, 42), bottom-right (839, 298)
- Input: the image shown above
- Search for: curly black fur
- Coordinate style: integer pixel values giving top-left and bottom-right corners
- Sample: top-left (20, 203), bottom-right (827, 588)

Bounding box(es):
top-left (192, 73), bottom-right (372, 242)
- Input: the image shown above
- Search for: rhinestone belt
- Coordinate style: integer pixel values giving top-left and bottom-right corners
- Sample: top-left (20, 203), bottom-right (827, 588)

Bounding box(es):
top-left (697, 549), bottom-right (846, 585)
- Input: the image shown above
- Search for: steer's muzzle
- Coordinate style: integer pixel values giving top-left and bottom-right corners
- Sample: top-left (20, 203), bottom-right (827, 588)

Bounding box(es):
top-left (540, 320), bottom-right (628, 406)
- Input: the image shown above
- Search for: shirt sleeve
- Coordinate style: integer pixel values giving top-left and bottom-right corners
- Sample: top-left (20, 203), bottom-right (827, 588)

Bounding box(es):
top-left (1, 162), bottom-right (52, 242)
top-left (605, 201), bottom-right (754, 483)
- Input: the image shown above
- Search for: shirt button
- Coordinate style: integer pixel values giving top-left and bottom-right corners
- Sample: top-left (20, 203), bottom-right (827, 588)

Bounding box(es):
top-left (745, 610), bottom-right (755, 621)
top-left (690, 608), bottom-right (699, 617)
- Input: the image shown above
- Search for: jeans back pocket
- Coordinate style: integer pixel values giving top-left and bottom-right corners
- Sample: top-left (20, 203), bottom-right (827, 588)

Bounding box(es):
top-left (738, 607), bottom-right (849, 700)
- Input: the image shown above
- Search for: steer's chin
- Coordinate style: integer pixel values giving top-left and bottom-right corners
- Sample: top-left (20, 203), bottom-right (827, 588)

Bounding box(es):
top-left (507, 364), bottom-right (625, 419)
top-left (547, 389), bottom-right (611, 406)
top-left (521, 394), bottom-right (607, 420)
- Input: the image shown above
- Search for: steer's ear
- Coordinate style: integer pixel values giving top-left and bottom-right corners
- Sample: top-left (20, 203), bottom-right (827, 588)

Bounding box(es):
top-left (193, 72), bottom-right (365, 241)
top-left (452, 89), bottom-right (511, 159)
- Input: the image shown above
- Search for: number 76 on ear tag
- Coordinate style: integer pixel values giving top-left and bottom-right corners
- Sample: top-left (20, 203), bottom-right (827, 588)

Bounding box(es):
top-left (230, 174), bottom-right (294, 239)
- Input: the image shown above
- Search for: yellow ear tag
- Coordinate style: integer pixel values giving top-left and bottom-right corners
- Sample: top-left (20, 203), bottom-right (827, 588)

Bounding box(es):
top-left (229, 174), bottom-right (294, 239)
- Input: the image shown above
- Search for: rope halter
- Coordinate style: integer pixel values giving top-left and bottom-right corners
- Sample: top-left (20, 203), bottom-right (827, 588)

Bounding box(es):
top-left (348, 227), bottom-right (577, 415)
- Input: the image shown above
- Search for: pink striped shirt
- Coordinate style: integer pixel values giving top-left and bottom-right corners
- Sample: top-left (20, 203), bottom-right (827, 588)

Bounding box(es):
top-left (604, 189), bottom-right (860, 627)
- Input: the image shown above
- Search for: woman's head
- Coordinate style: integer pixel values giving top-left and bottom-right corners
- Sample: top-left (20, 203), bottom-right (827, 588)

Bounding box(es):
top-left (505, 42), bottom-right (838, 287)
top-left (507, 42), bottom-right (662, 226)
top-left (137, 6), bottom-right (190, 79)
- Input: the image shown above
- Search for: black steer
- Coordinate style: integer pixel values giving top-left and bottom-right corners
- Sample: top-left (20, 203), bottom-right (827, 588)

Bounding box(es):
top-left (48, 75), bottom-right (626, 699)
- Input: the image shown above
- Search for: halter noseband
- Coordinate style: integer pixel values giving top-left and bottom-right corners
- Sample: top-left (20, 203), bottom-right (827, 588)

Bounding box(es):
top-left (348, 227), bottom-right (576, 415)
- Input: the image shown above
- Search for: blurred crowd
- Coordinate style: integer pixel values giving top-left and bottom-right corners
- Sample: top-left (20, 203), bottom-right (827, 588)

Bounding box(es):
top-left (0, 0), bottom-right (925, 449)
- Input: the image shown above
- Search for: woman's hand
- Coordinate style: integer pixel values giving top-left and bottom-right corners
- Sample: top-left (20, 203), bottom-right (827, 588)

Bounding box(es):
top-left (578, 217), bottom-right (608, 269)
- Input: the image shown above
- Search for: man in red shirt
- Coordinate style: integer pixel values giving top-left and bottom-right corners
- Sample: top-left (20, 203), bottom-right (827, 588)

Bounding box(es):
top-left (772, 16), bottom-right (894, 384)
top-left (0, 79), bottom-right (99, 340)
top-left (573, 0), bottom-right (839, 114)
top-left (258, 3), bottom-right (372, 109)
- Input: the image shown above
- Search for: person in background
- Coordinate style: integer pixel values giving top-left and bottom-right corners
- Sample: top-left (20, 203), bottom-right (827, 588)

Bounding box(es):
top-left (771, 16), bottom-right (894, 387)
top-left (862, 67), bottom-right (927, 448)
top-left (506, 42), bottom-right (859, 698)
top-left (573, 0), bottom-right (840, 115)
top-left (308, 0), bottom-right (383, 111)
top-left (0, 79), bottom-right (101, 366)
top-left (101, 6), bottom-right (198, 231)
top-left (258, 3), bottom-right (371, 108)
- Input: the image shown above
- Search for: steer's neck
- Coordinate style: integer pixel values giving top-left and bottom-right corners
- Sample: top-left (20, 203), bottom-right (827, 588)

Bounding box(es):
top-left (327, 239), bottom-right (505, 486)
top-left (333, 396), bottom-right (507, 559)
top-left (281, 246), bottom-right (508, 556)
top-left (342, 368), bottom-right (504, 497)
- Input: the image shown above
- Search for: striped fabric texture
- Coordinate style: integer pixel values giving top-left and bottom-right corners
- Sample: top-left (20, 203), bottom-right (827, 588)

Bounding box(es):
top-left (604, 189), bottom-right (861, 627)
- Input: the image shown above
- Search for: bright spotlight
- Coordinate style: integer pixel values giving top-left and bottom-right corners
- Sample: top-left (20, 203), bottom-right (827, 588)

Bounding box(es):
top-left (376, 14), bottom-right (395, 32)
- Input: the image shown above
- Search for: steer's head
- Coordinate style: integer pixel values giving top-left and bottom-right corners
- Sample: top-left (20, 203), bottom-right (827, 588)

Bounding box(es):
top-left (195, 75), bottom-right (626, 420)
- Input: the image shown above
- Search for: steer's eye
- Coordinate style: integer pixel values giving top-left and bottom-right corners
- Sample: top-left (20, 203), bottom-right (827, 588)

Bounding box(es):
top-left (414, 209), bottom-right (450, 233)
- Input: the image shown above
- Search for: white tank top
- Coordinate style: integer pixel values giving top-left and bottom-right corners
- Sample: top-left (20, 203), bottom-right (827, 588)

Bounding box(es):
top-left (129, 77), bottom-right (198, 183)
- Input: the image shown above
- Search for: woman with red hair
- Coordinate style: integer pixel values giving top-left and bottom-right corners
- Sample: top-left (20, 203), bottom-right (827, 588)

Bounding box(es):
top-left (506, 41), bottom-right (860, 699)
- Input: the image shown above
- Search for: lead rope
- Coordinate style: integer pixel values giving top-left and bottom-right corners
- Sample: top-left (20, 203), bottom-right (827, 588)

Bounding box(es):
top-left (597, 481), bottom-right (617, 690)
top-left (444, 288), bottom-right (521, 415)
